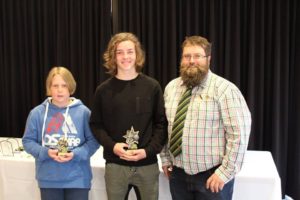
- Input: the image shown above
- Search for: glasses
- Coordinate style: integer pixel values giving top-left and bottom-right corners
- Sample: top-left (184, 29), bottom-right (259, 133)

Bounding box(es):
top-left (182, 54), bottom-right (209, 61)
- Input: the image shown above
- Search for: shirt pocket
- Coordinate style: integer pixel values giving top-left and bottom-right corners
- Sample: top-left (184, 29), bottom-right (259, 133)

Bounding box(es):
top-left (190, 94), bottom-right (221, 128)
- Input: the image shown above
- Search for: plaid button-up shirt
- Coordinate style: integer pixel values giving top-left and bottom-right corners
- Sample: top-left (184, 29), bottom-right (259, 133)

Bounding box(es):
top-left (160, 70), bottom-right (252, 183)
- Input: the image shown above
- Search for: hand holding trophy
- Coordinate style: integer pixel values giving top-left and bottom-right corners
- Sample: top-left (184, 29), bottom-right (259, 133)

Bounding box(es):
top-left (121, 126), bottom-right (146, 161)
top-left (57, 136), bottom-right (69, 156)
top-left (123, 126), bottom-right (139, 150)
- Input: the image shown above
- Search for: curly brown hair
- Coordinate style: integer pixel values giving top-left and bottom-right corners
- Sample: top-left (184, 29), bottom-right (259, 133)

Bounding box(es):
top-left (103, 32), bottom-right (145, 76)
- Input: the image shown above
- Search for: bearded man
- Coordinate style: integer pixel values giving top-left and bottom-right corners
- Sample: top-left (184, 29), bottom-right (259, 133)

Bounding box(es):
top-left (160, 36), bottom-right (252, 200)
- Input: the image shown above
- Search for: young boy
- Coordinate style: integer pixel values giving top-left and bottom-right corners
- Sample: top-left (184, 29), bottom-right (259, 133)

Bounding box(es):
top-left (22, 66), bottom-right (99, 200)
top-left (90, 32), bottom-right (167, 200)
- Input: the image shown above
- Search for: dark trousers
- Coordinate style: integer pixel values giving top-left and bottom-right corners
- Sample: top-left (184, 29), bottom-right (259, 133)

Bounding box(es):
top-left (40, 188), bottom-right (89, 200)
top-left (105, 163), bottom-right (159, 200)
top-left (169, 166), bottom-right (234, 200)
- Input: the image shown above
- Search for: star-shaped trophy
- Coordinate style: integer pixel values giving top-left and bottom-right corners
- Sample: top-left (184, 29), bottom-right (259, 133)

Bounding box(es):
top-left (57, 136), bottom-right (69, 156)
top-left (123, 126), bottom-right (139, 150)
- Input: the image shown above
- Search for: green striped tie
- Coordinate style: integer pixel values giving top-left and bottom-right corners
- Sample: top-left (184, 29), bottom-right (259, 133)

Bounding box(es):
top-left (169, 88), bottom-right (192, 157)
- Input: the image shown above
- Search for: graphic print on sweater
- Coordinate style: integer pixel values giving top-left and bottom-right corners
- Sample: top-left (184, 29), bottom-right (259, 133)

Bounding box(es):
top-left (44, 112), bottom-right (80, 148)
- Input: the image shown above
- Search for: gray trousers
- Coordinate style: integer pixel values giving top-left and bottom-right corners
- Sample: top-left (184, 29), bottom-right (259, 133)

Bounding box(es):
top-left (105, 163), bottom-right (159, 200)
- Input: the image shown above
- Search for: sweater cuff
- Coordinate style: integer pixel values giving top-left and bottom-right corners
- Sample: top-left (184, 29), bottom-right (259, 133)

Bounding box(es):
top-left (39, 147), bottom-right (50, 161)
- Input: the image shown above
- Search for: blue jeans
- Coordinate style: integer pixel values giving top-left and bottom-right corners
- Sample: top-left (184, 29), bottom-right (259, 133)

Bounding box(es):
top-left (169, 166), bottom-right (234, 200)
top-left (40, 188), bottom-right (89, 200)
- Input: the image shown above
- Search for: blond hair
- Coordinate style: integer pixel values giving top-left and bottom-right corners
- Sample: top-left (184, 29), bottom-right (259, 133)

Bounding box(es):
top-left (46, 66), bottom-right (76, 96)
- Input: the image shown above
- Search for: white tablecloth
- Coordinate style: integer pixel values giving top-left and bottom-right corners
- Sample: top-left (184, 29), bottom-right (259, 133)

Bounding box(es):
top-left (233, 150), bottom-right (282, 200)
top-left (0, 138), bottom-right (171, 200)
top-left (0, 138), bottom-right (281, 200)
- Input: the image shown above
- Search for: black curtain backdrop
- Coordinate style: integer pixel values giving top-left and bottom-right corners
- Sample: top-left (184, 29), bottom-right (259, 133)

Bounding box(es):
top-left (112, 0), bottom-right (299, 198)
top-left (112, 0), bottom-right (178, 87)
top-left (0, 0), bottom-right (111, 135)
top-left (1, 0), bottom-right (300, 199)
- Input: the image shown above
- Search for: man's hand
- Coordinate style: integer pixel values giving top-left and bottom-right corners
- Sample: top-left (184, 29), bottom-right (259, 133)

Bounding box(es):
top-left (120, 149), bottom-right (146, 161)
top-left (162, 165), bottom-right (172, 178)
top-left (206, 173), bottom-right (225, 193)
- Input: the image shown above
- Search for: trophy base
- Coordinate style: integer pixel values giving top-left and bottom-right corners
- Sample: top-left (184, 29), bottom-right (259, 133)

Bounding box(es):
top-left (58, 152), bottom-right (68, 156)
top-left (129, 144), bottom-right (138, 150)
top-left (58, 151), bottom-right (71, 156)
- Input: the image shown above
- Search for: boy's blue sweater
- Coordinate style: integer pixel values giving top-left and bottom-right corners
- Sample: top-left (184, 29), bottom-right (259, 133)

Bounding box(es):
top-left (22, 97), bottom-right (99, 188)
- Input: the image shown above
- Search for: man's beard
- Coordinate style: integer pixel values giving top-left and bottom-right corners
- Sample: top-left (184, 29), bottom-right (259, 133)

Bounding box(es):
top-left (180, 63), bottom-right (209, 88)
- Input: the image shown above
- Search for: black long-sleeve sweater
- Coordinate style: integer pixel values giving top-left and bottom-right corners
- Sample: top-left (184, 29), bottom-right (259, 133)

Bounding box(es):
top-left (90, 74), bottom-right (167, 166)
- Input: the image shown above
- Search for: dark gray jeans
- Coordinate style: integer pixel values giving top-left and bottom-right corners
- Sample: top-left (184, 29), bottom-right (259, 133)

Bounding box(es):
top-left (40, 188), bottom-right (89, 200)
top-left (105, 163), bottom-right (159, 200)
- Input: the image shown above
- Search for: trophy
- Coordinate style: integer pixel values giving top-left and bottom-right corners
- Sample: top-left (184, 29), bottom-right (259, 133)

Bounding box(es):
top-left (123, 126), bottom-right (139, 150)
top-left (57, 136), bottom-right (69, 156)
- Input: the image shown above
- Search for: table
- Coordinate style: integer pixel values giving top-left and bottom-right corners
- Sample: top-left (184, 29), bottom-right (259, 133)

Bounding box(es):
top-left (232, 150), bottom-right (282, 200)
top-left (0, 138), bottom-right (281, 200)
top-left (0, 137), bottom-right (171, 200)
